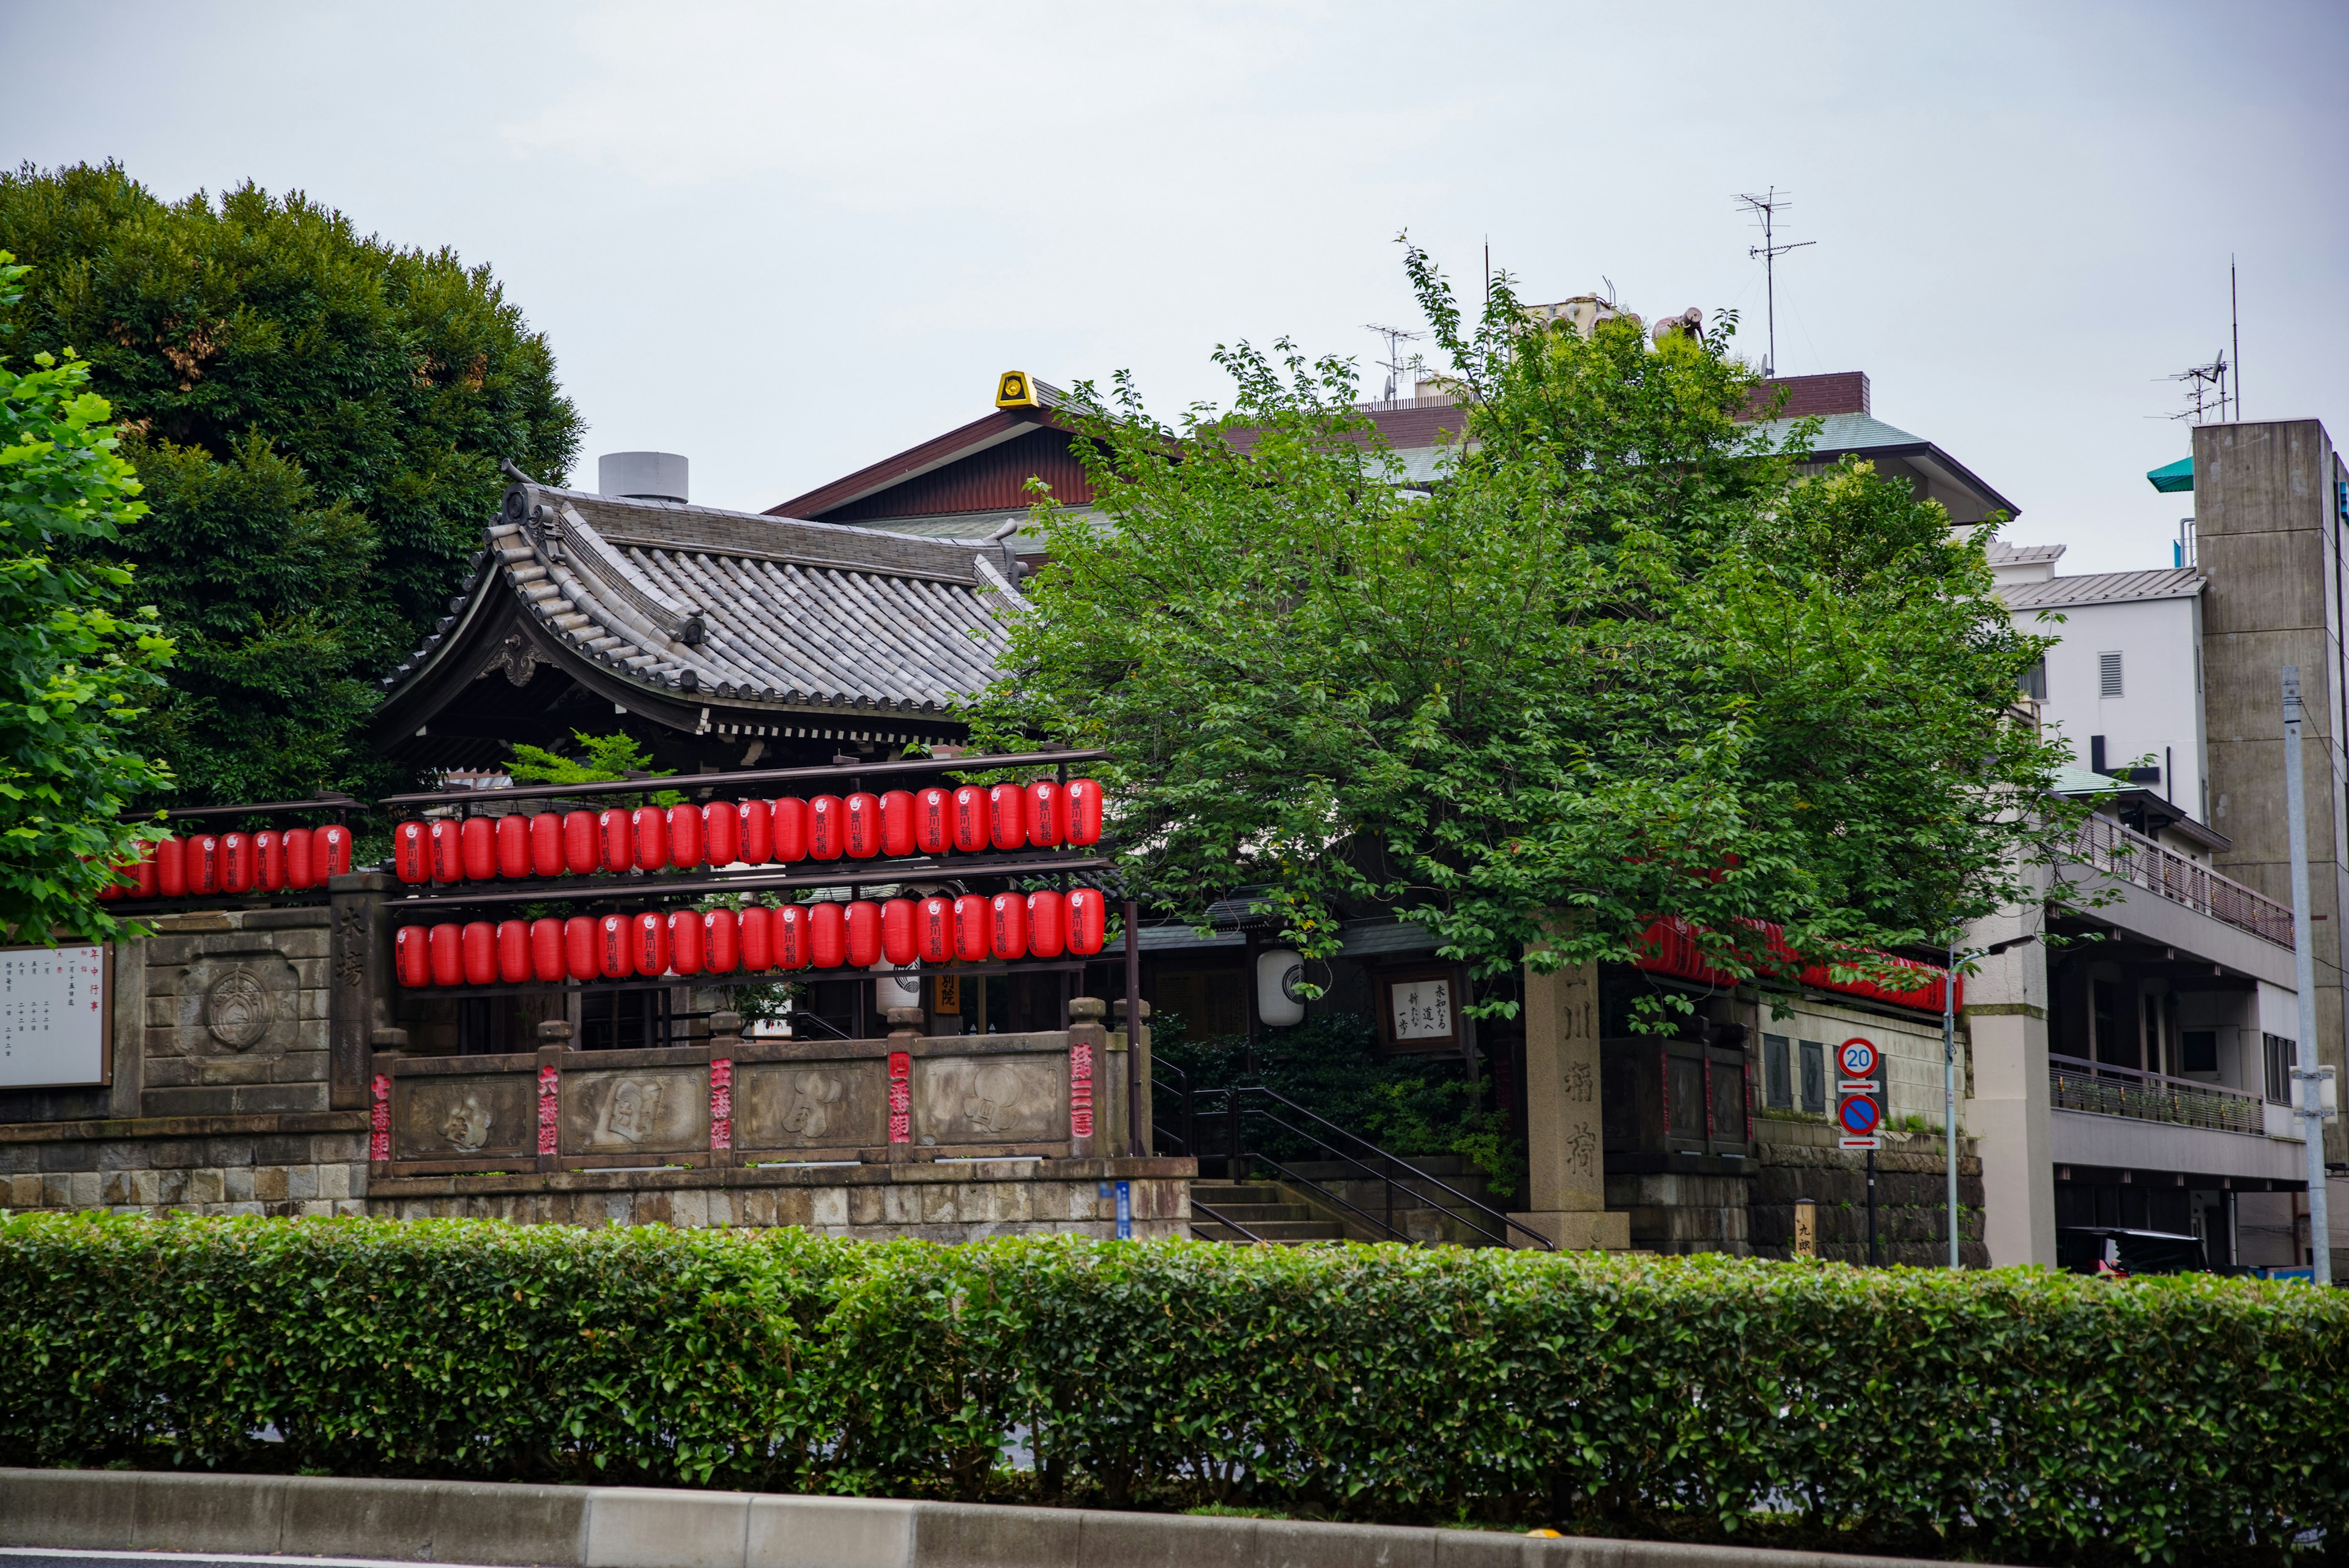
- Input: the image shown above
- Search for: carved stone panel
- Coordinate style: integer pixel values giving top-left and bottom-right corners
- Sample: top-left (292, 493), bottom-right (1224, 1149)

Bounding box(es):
top-left (168, 948), bottom-right (303, 1068)
top-left (911, 1053), bottom-right (1067, 1146)
top-left (736, 1060), bottom-right (888, 1151)
top-left (562, 1068), bottom-right (707, 1155)
top-left (393, 1073), bottom-right (535, 1160)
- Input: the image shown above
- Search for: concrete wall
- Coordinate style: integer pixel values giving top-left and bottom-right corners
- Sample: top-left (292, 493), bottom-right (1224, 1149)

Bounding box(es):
top-left (2024, 591), bottom-right (2209, 821)
top-left (2196, 417), bottom-right (2348, 1164)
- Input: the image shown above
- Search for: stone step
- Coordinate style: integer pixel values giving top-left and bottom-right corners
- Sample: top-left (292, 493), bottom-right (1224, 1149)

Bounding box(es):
top-left (1192, 1217), bottom-right (1346, 1243)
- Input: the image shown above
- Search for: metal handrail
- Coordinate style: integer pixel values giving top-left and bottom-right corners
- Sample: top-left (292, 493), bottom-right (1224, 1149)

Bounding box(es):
top-left (1213, 1085), bottom-right (1555, 1250)
top-left (1151, 1065), bottom-right (1193, 1157)
top-left (2047, 1052), bottom-right (2266, 1135)
top-left (1187, 1197), bottom-right (1267, 1244)
top-left (374, 747), bottom-right (1110, 809)
top-left (2066, 814), bottom-right (2293, 948)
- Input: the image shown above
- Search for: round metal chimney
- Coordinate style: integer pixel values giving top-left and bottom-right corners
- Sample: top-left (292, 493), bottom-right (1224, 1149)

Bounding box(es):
top-left (598, 451), bottom-right (689, 504)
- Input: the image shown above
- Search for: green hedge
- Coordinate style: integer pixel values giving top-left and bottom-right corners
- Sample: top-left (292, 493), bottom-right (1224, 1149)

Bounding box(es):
top-left (3, 1214), bottom-right (2344, 1563)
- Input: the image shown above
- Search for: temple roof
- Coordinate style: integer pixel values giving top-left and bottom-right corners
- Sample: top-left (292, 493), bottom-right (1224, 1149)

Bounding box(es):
top-left (369, 477), bottom-right (1022, 763)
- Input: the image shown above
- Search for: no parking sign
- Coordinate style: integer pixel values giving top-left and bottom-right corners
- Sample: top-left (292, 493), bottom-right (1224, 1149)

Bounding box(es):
top-left (1837, 1036), bottom-right (1883, 1150)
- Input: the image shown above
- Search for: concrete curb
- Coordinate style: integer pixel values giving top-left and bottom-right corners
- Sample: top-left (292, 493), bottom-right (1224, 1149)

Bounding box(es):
top-left (0, 1469), bottom-right (1990, 1568)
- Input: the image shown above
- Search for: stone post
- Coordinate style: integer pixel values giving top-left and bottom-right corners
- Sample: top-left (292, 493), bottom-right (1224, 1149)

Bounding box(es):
top-left (1113, 997), bottom-right (1153, 1156)
top-left (1512, 957), bottom-right (1630, 1250)
top-left (885, 1006), bottom-right (922, 1162)
top-left (327, 871), bottom-right (393, 1110)
top-left (1068, 997), bottom-right (1110, 1159)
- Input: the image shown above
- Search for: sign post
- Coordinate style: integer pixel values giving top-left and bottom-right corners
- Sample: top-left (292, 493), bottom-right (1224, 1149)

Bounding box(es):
top-left (1837, 1037), bottom-right (1883, 1266)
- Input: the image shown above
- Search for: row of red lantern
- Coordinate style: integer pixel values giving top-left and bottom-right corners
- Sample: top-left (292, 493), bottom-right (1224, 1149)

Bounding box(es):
top-left (393, 780), bottom-right (1104, 886)
top-left (98, 827), bottom-right (357, 901)
top-left (396, 888), bottom-right (1110, 988)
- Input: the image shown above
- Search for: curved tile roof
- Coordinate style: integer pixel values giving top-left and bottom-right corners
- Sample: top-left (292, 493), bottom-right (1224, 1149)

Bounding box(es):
top-left (377, 480), bottom-right (1020, 718)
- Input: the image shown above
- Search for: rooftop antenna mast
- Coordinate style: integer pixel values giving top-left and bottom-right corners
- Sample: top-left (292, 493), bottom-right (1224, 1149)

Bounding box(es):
top-left (2231, 256), bottom-right (2242, 421)
top-left (1735, 188), bottom-right (1814, 377)
top-left (2165, 354), bottom-right (2229, 424)
top-left (1364, 323), bottom-right (1426, 409)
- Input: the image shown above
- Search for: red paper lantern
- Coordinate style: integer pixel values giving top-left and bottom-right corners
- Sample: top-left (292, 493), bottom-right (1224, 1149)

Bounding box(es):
top-left (631, 910), bottom-right (669, 976)
top-left (914, 787), bottom-right (951, 854)
top-left (667, 803), bottom-right (703, 869)
top-left (1028, 890), bottom-right (1068, 957)
top-left (530, 812), bottom-right (565, 877)
top-left (631, 806), bottom-right (669, 871)
top-left (701, 907), bottom-right (739, 974)
top-left (669, 909), bottom-right (704, 976)
top-left (1025, 781), bottom-right (1064, 847)
top-left (770, 798), bottom-right (807, 862)
top-left (702, 801), bottom-right (740, 866)
top-left (881, 898), bottom-right (919, 966)
top-left (1067, 888), bottom-right (1108, 955)
top-left (598, 913), bottom-right (634, 979)
top-left (314, 825), bottom-right (352, 879)
top-left (221, 832), bottom-right (255, 894)
top-left (156, 836), bottom-right (188, 897)
top-left (597, 809), bottom-right (634, 874)
top-left (531, 917), bottom-right (566, 983)
top-left (496, 814), bottom-right (532, 879)
top-left (495, 920), bottom-right (531, 985)
top-left (428, 819), bottom-right (461, 883)
top-left (1065, 779), bottom-right (1104, 846)
top-left (951, 786), bottom-right (989, 853)
top-left (284, 828), bottom-right (316, 891)
top-left (429, 923), bottom-right (464, 987)
top-left (461, 920), bottom-right (497, 986)
top-left (989, 891), bottom-right (1029, 959)
top-left (988, 784), bottom-right (1027, 851)
top-left (393, 821), bottom-right (428, 883)
top-left (461, 817), bottom-right (495, 881)
top-left (845, 900), bottom-right (881, 967)
top-left (97, 862), bottom-right (122, 902)
top-left (880, 791), bottom-right (917, 858)
top-left (395, 925), bottom-right (431, 987)
top-left (917, 896), bottom-right (952, 963)
top-left (132, 839), bottom-right (160, 898)
top-left (810, 901), bottom-right (847, 967)
top-left (773, 904), bottom-right (810, 969)
top-left (952, 894), bottom-right (990, 962)
top-left (563, 811), bottom-right (599, 875)
top-left (190, 833), bottom-right (223, 895)
top-left (739, 905), bottom-right (775, 972)
top-left (741, 798), bottom-right (776, 863)
top-left (253, 830), bottom-right (286, 893)
top-left (564, 916), bottom-right (599, 983)
top-left (844, 792), bottom-right (881, 859)
top-left (807, 795), bottom-right (844, 860)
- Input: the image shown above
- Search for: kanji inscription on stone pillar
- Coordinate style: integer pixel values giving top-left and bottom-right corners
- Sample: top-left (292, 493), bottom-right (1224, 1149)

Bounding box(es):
top-left (709, 1058), bottom-right (733, 1150)
top-left (369, 1072), bottom-right (391, 1162)
top-left (886, 1050), bottom-right (911, 1143)
top-left (536, 1065), bottom-right (560, 1156)
top-left (1069, 1039), bottom-right (1095, 1141)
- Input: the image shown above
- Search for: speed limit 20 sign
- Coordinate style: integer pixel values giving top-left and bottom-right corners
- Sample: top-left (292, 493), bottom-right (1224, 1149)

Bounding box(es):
top-left (1836, 1036), bottom-right (1883, 1150)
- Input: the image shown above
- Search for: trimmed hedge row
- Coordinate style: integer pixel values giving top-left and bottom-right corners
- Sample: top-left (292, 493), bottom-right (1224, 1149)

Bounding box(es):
top-left (2, 1213), bottom-right (2343, 1564)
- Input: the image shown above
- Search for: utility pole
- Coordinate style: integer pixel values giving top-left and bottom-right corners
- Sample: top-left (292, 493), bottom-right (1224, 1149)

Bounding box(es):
top-left (1943, 937), bottom-right (1960, 1271)
top-left (2281, 667), bottom-right (2334, 1284)
top-left (1735, 188), bottom-right (1815, 378)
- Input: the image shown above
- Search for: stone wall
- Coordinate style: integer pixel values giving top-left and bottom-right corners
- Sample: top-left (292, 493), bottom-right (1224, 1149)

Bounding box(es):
top-left (1747, 1120), bottom-right (1987, 1267)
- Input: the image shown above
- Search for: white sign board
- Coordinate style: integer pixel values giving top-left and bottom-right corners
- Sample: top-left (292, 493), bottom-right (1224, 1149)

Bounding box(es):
top-left (0, 945), bottom-right (108, 1088)
top-left (1390, 977), bottom-right (1454, 1042)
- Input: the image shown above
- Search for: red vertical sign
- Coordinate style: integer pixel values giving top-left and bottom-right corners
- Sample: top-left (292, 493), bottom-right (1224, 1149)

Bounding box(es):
top-left (710, 1058), bottom-right (733, 1151)
top-left (1069, 1039), bottom-right (1095, 1142)
top-left (537, 1065), bottom-right (560, 1156)
top-left (887, 1051), bottom-right (911, 1143)
top-left (369, 1072), bottom-right (391, 1162)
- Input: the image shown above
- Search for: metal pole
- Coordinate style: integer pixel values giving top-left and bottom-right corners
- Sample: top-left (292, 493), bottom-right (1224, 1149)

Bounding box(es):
top-left (1122, 900), bottom-right (1142, 1157)
top-left (1945, 938), bottom-right (1961, 1270)
top-left (1866, 1148), bottom-right (1879, 1268)
top-left (2282, 668), bottom-right (2334, 1284)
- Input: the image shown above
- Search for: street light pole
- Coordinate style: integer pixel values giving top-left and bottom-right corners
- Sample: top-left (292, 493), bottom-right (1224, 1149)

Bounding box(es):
top-left (1943, 937), bottom-right (1961, 1271)
top-left (2281, 667), bottom-right (2333, 1285)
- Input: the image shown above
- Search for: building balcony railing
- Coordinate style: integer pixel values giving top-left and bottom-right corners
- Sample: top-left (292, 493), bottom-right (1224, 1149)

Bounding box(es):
top-left (2066, 814), bottom-right (2295, 949)
top-left (2048, 1053), bottom-right (2266, 1136)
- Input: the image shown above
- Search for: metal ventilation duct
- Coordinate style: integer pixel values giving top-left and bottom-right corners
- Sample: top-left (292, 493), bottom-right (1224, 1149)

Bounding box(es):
top-left (598, 451), bottom-right (689, 504)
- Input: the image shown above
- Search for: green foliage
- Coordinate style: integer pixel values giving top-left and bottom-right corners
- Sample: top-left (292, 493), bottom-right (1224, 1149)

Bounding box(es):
top-left (507, 729), bottom-right (683, 809)
top-left (3, 1214), bottom-right (2344, 1564)
top-left (971, 245), bottom-right (2076, 1022)
top-left (0, 161), bottom-right (581, 804)
top-left (1153, 1012), bottom-right (1523, 1198)
top-left (0, 253), bottom-right (173, 938)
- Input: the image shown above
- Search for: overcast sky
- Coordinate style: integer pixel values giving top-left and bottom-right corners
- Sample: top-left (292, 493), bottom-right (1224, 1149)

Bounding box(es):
top-left (4, 1), bottom-right (2343, 573)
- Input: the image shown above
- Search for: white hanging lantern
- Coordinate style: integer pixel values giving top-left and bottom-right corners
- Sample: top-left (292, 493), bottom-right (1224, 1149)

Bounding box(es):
top-left (1257, 948), bottom-right (1307, 1028)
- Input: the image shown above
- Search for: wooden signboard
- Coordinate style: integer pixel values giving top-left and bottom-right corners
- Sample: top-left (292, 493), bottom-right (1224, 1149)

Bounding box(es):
top-left (0, 943), bottom-right (111, 1088)
top-left (1378, 965), bottom-right (1466, 1054)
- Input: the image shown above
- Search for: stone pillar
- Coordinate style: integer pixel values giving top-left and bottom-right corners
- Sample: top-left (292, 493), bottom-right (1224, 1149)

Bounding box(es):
top-left (1962, 916), bottom-right (2055, 1266)
top-left (327, 871), bottom-right (393, 1110)
top-left (1513, 958), bottom-right (1630, 1249)
top-left (1069, 998), bottom-right (1109, 1159)
top-left (1113, 997), bottom-right (1152, 1156)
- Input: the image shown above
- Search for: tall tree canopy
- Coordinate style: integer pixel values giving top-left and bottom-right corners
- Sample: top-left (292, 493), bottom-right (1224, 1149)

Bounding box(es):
top-left (0, 162), bottom-right (581, 805)
top-left (0, 253), bottom-right (174, 940)
top-left (972, 247), bottom-right (2072, 1016)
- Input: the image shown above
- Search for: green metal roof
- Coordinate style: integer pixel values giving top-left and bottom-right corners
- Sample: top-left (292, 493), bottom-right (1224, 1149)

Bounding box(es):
top-left (2147, 455), bottom-right (2193, 493)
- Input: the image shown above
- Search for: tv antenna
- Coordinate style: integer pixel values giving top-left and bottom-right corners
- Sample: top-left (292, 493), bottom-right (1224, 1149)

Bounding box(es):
top-left (1735, 188), bottom-right (1814, 377)
top-left (2164, 354), bottom-right (2231, 424)
top-left (1364, 322), bottom-right (1426, 408)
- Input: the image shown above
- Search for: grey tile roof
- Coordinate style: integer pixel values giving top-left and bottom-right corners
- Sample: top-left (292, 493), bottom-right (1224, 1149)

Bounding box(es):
top-left (379, 482), bottom-right (1020, 716)
top-left (1987, 541), bottom-right (2066, 566)
top-left (1998, 567), bottom-right (2205, 612)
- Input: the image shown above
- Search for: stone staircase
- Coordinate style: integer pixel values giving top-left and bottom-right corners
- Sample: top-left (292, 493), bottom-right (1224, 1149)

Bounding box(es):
top-left (1188, 1155), bottom-right (1515, 1246)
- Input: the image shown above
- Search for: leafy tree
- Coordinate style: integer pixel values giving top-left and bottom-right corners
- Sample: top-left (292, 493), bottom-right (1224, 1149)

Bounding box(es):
top-left (0, 252), bottom-right (174, 939)
top-left (0, 162), bottom-right (581, 805)
top-left (972, 246), bottom-right (2074, 1020)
